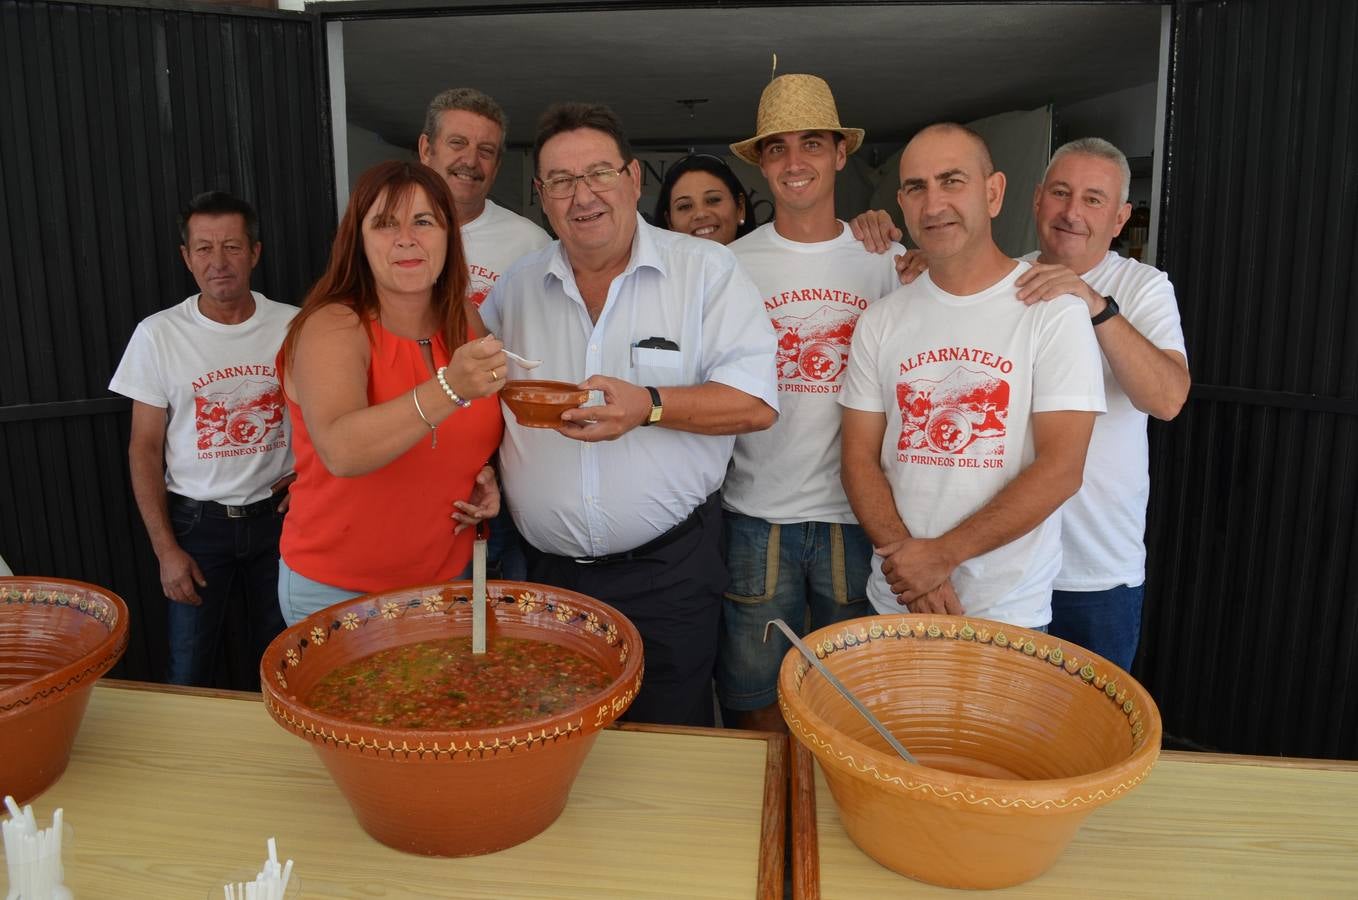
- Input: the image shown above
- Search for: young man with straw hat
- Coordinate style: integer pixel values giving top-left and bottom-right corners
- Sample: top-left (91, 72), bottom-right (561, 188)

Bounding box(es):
top-left (717, 74), bottom-right (905, 733)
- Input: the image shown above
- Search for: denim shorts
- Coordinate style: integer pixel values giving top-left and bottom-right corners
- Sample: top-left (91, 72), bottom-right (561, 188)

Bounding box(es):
top-left (277, 558), bottom-right (363, 627)
top-left (277, 558), bottom-right (476, 628)
top-left (715, 511), bottom-right (873, 711)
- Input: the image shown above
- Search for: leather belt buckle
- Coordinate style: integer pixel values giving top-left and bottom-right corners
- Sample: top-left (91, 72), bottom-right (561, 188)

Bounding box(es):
top-left (225, 504), bottom-right (250, 519)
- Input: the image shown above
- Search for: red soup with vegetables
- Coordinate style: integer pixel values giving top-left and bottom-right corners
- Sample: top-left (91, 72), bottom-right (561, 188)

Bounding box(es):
top-left (306, 636), bottom-right (613, 730)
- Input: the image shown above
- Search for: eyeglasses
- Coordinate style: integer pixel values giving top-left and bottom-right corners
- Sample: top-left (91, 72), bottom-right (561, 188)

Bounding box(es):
top-left (537, 165), bottom-right (628, 199)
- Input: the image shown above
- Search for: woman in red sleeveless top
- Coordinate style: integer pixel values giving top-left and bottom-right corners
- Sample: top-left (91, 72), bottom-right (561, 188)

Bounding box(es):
top-left (277, 161), bottom-right (506, 623)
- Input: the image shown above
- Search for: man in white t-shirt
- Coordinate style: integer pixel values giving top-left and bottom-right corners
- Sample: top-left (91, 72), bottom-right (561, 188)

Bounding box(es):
top-left (717, 74), bottom-right (905, 732)
top-left (419, 87), bottom-right (551, 580)
top-left (840, 124), bottom-right (1105, 628)
top-left (109, 192), bottom-right (296, 688)
top-left (1011, 138), bottom-right (1189, 669)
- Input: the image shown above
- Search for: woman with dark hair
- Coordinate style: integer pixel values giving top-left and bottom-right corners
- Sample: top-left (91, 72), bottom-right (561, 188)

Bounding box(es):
top-left (276, 160), bottom-right (507, 624)
top-left (652, 154), bottom-right (756, 245)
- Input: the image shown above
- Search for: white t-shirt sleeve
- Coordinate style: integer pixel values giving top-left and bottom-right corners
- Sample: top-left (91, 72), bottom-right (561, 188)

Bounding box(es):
top-left (1032, 296), bottom-right (1107, 414)
top-left (1123, 268), bottom-right (1187, 358)
top-left (108, 321), bottom-right (168, 408)
top-left (700, 253), bottom-right (779, 411)
top-left (839, 299), bottom-right (888, 413)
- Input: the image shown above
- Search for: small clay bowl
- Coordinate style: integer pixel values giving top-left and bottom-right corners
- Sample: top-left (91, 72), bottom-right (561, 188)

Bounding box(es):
top-left (779, 614), bottom-right (1161, 889)
top-left (260, 580), bottom-right (643, 857)
top-left (0, 577), bottom-right (130, 803)
top-left (500, 380), bottom-right (590, 429)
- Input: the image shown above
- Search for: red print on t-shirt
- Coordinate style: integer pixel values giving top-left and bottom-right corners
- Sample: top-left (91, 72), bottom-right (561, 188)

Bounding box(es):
top-left (773, 305), bottom-right (859, 388)
top-left (897, 365), bottom-right (1009, 461)
top-left (467, 265), bottom-right (498, 308)
top-left (194, 378), bottom-right (285, 453)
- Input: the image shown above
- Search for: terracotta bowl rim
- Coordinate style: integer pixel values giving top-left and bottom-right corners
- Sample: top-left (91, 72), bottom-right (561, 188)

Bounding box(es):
top-left (0, 576), bottom-right (130, 717)
top-left (501, 379), bottom-right (589, 393)
top-left (778, 613), bottom-right (1162, 811)
top-left (260, 580), bottom-right (644, 759)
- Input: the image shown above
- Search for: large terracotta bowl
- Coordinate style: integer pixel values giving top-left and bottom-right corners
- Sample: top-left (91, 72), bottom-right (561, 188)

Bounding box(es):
top-left (500, 380), bottom-right (590, 429)
top-left (0, 577), bottom-right (130, 803)
top-left (260, 580), bottom-right (643, 856)
top-left (778, 614), bottom-right (1161, 889)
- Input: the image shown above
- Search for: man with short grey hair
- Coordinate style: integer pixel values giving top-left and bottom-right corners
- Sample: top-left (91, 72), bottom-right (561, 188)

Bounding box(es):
top-left (418, 87), bottom-right (550, 307)
top-left (1013, 136), bottom-right (1190, 670)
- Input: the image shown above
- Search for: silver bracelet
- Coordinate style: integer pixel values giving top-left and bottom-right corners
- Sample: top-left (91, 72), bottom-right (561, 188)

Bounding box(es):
top-left (411, 387), bottom-right (437, 449)
top-left (436, 366), bottom-right (472, 408)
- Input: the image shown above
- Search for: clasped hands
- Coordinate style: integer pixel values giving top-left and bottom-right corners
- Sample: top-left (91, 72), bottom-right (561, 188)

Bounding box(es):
top-left (875, 536), bottom-right (964, 615)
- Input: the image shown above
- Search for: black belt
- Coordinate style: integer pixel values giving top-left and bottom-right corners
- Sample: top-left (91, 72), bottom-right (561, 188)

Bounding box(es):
top-left (169, 493), bottom-right (277, 519)
top-left (570, 492), bottom-right (718, 565)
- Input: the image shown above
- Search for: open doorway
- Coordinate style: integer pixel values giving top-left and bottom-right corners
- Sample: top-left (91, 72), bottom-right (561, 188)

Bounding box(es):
top-left (326, 2), bottom-right (1168, 260)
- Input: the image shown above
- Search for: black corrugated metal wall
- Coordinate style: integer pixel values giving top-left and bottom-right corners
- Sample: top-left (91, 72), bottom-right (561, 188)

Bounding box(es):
top-left (1146, 0), bottom-right (1358, 757)
top-left (0, 0), bottom-right (333, 680)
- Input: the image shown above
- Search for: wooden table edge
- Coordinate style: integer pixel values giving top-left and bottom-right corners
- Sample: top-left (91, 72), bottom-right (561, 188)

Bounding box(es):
top-left (99, 681), bottom-right (790, 898)
top-left (786, 738), bottom-right (1358, 900)
top-left (790, 738), bottom-right (819, 900)
top-left (615, 722), bottom-right (789, 900)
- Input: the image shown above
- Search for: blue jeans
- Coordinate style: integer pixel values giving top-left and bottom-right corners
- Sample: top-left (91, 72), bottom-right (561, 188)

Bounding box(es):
top-left (1049, 584), bottom-right (1144, 671)
top-left (716, 511), bottom-right (873, 711)
top-left (165, 497), bottom-right (286, 688)
top-left (277, 558), bottom-right (362, 626)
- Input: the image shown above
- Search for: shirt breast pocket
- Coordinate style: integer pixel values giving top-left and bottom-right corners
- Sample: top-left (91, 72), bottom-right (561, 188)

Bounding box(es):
top-left (631, 346), bottom-right (685, 387)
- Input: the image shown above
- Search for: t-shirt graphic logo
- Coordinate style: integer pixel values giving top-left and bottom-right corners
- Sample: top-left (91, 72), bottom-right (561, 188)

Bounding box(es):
top-left (897, 365), bottom-right (1009, 459)
top-left (194, 378), bottom-right (286, 451)
top-left (773, 304), bottom-right (858, 386)
top-left (468, 274), bottom-right (494, 308)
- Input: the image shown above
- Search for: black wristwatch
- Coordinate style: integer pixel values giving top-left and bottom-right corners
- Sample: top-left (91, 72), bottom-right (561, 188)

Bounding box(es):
top-left (641, 386), bottom-right (663, 426)
top-left (1091, 295), bottom-right (1120, 326)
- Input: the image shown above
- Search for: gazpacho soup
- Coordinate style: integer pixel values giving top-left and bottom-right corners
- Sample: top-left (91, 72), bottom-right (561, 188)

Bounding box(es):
top-left (306, 636), bottom-right (613, 730)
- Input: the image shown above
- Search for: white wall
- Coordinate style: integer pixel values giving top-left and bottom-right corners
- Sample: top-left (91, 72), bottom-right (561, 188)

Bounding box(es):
top-left (345, 123), bottom-right (415, 195)
top-left (1057, 82), bottom-right (1158, 160)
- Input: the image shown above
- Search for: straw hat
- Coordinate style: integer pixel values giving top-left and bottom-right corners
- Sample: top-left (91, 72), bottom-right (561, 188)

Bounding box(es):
top-left (730, 74), bottom-right (865, 165)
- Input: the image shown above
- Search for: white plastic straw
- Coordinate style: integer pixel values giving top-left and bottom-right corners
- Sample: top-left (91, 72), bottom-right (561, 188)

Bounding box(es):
top-left (220, 837), bottom-right (294, 900)
top-left (3, 795), bottom-right (71, 900)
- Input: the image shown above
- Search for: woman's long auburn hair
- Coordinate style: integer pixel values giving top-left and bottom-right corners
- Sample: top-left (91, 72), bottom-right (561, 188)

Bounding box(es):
top-left (282, 160), bottom-right (469, 368)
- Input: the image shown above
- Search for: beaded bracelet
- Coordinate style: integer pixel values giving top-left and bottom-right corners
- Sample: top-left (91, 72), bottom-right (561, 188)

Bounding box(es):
top-left (436, 366), bottom-right (473, 409)
top-left (411, 387), bottom-right (438, 449)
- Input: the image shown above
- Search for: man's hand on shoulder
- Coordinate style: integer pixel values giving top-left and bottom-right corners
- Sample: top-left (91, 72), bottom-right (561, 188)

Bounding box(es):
top-left (159, 546), bottom-right (206, 606)
top-left (848, 209), bottom-right (903, 254)
top-left (1015, 263), bottom-right (1103, 313)
top-left (875, 536), bottom-right (960, 607)
top-left (557, 375), bottom-right (651, 442)
top-left (895, 249), bottom-right (927, 285)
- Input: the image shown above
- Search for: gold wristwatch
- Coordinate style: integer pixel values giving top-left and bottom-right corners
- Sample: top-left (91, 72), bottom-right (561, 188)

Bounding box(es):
top-left (642, 386), bottom-right (663, 426)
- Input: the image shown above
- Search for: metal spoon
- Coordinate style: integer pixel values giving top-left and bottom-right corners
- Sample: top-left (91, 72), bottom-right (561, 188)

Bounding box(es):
top-left (502, 348), bottom-right (542, 370)
top-left (764, 618), bottom-right (917, 764)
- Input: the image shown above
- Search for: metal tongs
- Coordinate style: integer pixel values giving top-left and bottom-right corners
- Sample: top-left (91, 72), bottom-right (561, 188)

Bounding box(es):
top-left (472, 521), bottom-right (489, 655)
top-left (764, 618), bottom-right (917, 764)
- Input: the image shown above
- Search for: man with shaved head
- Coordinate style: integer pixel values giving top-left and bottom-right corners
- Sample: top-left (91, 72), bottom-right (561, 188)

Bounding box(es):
top-left (839, 123), bottom-right (1106, 630)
